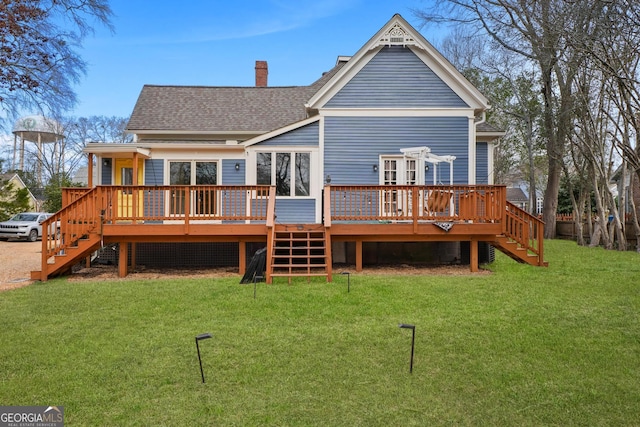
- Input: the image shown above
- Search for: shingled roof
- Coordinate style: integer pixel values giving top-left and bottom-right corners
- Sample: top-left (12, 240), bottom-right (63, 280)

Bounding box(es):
top-left (476, 121), bottom-right (503, 133)
top-left (506, 187), bottom-right (528, 203)
top-left (126, 59), bottom-right (503, 136)
top-left (126, 62), bottom-right (345, 133)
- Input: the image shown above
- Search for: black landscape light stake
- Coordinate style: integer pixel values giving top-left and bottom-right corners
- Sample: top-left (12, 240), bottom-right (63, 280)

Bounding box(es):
top-left (341, 271), bottom-right (351, 293)
top-left (399, 324), bottom-right (415, 373)
top-left (195, 333), bottom-right (213, 383)
top-left (253, 275), bottom-right (263, 299)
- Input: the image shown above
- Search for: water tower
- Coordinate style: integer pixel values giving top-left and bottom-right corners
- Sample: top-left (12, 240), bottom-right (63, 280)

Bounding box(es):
top-left (12, 115), bottom-right (64, 185)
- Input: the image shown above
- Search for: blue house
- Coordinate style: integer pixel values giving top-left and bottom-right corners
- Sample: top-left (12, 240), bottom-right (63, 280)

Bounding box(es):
top-left (33, 14), bottom-right (546, 282)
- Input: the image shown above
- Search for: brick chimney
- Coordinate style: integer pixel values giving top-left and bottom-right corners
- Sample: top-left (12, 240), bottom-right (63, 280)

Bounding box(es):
top-left (255, 60), bottom-right (268, 87)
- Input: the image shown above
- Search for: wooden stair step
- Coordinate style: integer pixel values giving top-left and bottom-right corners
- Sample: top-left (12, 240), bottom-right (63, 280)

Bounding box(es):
top-left (268, 224), bottom-right (331, 283)
top-left (35, 234), bottom-right (102, 280)
top-left (272, 264), bottom-right (327, 268)
top-left (272, 255), bottom-right (327, 259)
top-left (491, 233), bottom-right (543, 266)
top-left (274, 240), bottom-right (323, 244)
top-left (273, 247), bottom-right (325, 250)
top-left (270, 273), bottom-right (328, 278)
top-left (273, 237), bottom-right (320, 239)
top-left (275, 247), bottom-right (325, 250)
top-left (275, 232), bottom-right (322, 235)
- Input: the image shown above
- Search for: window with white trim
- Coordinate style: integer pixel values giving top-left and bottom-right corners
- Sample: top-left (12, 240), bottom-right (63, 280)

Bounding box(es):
top-left (380, 156), bottom-right (421, 185)
top-left (168, 160), bottom-right (218, 215)
top-left (379, 156), bottom-right (422, 216)
top-left (257, 151), bottom-right (311, 197)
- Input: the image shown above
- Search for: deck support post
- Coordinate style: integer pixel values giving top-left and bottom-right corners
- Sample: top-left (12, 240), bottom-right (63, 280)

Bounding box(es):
top-left (239, 241), bottom-right (246, 275)
top-left (266, 228), bottom-right (274, 284)
top-left (325, 228), bottom-right (332, 282)
top-left (355, 239), bottom-right (363, 272)
top-left (469, 239), bottom-right (479, 272)
top-left (118, 242), bottom-right (129, 278)
top-left (131, 243), bottom-right (137, 272)
top-left (40, 227), bottom-right (48, 282)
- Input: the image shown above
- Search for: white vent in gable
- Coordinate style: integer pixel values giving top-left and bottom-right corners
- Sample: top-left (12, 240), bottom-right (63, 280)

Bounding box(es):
top-left (377, 23), bottom-right (417, 47)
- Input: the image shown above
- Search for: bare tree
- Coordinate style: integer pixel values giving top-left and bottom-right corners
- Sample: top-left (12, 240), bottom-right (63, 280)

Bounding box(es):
top-left (438, 26), bottom-right (545, 212)
top-left (415, 0), bottom-right (613, 238)
top-left (20, 115), bottom-right (131, 186)
top-left (0, 0), bottom-right (113, 131)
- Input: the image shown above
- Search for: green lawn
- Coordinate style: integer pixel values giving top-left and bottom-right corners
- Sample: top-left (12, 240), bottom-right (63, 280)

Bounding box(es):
top-left (1, 240), bottom-right (639, 426)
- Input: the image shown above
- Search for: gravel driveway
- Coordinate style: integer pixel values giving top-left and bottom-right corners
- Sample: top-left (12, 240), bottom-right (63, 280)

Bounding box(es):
top-left (0, 240), bottom-right (42, 291)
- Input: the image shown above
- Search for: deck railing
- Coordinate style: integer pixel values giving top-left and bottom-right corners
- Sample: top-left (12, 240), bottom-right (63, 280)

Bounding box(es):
top-left (95, 185), bottom-right (273, 223)
top-left (61, 185), bottom-right (275, 223)
top-left (326, 185), bottom-right (506, 223)
top-left (41, 184), bottom-right (544, 277)
top-left (43, 186), bottom-right (276, 274)
top-left (61, 187), bottom-right (92, 207)
top-left (505, 201), bottom-right (545, 259)
top-left (40, 186), bottom-right (102, 277)
top-left (325, 185), bottom-right (544, 265)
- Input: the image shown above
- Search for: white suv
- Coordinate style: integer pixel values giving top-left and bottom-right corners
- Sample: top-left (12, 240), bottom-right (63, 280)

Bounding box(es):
top-left (0, 212), bottom-right (54, 242)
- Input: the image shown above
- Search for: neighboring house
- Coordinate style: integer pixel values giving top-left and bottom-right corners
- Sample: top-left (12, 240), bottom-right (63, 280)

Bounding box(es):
top-left (72, 166), bottom-right (98, 187)
top-left (612, 164), bottom-right (640, 219)
top-left (0, 173), bottom-right (40, 213)
top-left (505, 180), bottom-right (544, 215)
top-left (33, 14), bottom-right (546, 282)
top-left (506, 187), bottom-right (528, 211)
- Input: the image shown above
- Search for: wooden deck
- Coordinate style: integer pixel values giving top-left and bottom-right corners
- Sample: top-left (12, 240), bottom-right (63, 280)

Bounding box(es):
top-left (32, 184), bottom-right (546, 282)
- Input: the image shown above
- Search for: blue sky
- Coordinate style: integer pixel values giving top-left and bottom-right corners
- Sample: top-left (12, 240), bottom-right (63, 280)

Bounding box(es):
top-left (73, 0), bottom-right (440, 119)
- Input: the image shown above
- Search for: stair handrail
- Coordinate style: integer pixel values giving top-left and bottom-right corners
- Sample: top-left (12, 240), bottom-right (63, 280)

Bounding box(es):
top-left (40, 186), bottom-right (103, 278)
top-left (503, 201), bottom-right (545, 264)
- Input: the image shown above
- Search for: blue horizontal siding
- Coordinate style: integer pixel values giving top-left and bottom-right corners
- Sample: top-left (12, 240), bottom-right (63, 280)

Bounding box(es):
top-left (101, 159), bottom-right (112, 185)
top-left (143, 159), bottom-right (165, 220)
top-left (324, 116), bottom-right (469, 185)
top-left (476, 142), bottom-right (488, 185)
top-left (259, 121), bottom-right (319, 147)
top-left (274, 199), bottom-right (316, 223)
top-left (220, 188), bottom-right (247, 217)
top-left (326, 46), bottom-right (468, 108)
top-left (222, 159), bottom-right (245, 184)
top-left (145, 159), bottom-right (163, 185)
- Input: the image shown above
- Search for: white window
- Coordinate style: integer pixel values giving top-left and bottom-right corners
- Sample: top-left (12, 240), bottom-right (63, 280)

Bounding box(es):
top-left (168, 161), bottom-right (218, 215)
top-left (380, 156), bottom-right (421, 185)
top-left (169, 161), bottom-right (217, 186)
top-left (379, 156), bottom-right (422, 216)
top-left (256, 151), bottom-right (311, 197)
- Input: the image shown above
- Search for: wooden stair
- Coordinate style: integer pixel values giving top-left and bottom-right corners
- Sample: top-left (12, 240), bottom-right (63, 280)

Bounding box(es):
top-left (491, 234), bottom-right (548, 267)
top-left (31, 233), bottom-right (102, 280)
top-left (268, 224), bottom-right (331, 283)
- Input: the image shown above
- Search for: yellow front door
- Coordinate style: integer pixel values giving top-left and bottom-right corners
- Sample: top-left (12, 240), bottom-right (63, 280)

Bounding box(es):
top-left (115, 159), bottom-right (144, 219)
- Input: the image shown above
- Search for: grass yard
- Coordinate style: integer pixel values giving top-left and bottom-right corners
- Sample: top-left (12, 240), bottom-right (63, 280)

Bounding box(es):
top-left (0, 240), bottom-right (639, 426)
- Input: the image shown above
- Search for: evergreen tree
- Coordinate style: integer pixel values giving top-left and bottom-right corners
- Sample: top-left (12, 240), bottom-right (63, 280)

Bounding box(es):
top-left (0, 179), bottom-right (32, 221)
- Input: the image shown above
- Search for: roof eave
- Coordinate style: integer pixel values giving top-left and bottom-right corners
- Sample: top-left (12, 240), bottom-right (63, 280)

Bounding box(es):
top-left (476, 131), bottom-right (506, 143)
top-left (306, 14), bottom-right (490, 111)
top-left (126, 129), bottom-right (266, 136)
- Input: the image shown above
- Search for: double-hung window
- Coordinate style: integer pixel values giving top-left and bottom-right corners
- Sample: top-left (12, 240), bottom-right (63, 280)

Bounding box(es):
top-left (256, 151), bottom-right (310, 197)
